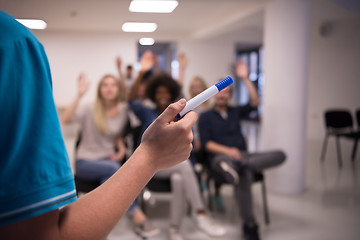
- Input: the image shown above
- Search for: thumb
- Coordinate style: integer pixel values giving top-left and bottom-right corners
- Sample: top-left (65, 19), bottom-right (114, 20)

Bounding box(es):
top-left (157, 99), bottom-right (186, 123)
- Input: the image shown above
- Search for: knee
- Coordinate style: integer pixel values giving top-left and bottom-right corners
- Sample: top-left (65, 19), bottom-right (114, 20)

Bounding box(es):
top-left (273, 150), bottom-right (287, 164)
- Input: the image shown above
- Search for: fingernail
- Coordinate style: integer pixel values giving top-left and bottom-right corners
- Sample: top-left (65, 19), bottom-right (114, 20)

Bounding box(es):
top-left (178, 98), bottom-right (186, 107)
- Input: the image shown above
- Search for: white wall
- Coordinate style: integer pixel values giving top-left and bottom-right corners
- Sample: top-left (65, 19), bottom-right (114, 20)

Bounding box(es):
top-left (36, 32), bottom-right (138, 106)
top-left (35, 32), bottom-right (238, 106)
top-left (307, 17), bottom-right (360, 142)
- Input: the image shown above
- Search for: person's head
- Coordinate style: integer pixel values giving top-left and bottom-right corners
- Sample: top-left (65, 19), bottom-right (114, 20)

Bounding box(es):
top-left (126, 65), bottom-right (133, 77)
top-left (96, 74), bottom-right (124, 104)
top-left (146, 72), bottom-right (180, 113)
top-left (94, 74), bottom-right (124, 134)
top-left (189, 76), bottom-right (207, 98)
top-left (214, 79), bottom-right (233, 109)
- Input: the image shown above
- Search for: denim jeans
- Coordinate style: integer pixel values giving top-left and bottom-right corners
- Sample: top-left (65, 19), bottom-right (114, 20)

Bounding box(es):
top-left (76, 158), bottom-right (140, 215)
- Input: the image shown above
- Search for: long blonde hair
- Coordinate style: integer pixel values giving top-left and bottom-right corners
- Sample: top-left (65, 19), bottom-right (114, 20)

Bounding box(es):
top-left (189, 76), bottom-right (210, 108)
top-left (93, 74), bottom-right (125, 134)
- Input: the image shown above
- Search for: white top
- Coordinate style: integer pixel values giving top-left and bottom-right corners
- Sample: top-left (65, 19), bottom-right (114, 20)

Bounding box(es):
top-left (73, 102), bottom-right (129, 160)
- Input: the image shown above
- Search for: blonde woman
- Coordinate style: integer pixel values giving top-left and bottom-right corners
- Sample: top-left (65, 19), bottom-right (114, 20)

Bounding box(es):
top-left (61, 74), bottom-right (159, 238)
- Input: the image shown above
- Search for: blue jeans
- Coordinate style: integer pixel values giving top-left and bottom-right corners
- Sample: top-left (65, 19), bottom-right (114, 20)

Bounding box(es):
top-left (76, 158), bottom-right (140, 215)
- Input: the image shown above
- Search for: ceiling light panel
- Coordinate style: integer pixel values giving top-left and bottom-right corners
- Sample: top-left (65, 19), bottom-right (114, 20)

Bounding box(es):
top-left (129, 0), bottom-right (178, 13)
top-left (122, 22), bottom-right (158, 32)
top-left (139, 38), bottom-right (155, 45)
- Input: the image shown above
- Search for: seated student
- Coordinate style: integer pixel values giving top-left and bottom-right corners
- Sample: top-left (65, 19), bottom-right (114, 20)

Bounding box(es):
top-left (0, 10), bottom-right (198, 240)
top-left (61, 73), bottom-right (159, 238)
top-left (198, 60), bottom-right (286, 240)
top-left (130, 72), bottom-right (227, 240)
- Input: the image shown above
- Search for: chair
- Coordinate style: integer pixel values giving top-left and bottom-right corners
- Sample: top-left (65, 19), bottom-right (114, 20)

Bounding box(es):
top-left (204, 166), bottom-right (270, 225)
top-left (349, 109), bottom-right (360, 161)
top-left (138, 178), bottom-right (172, 214)
top-left (320, 109), bottom-right (360, 167)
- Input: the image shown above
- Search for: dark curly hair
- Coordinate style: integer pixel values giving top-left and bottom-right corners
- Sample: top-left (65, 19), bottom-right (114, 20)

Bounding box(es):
top-left (145, 72), bottom-right (181, 103)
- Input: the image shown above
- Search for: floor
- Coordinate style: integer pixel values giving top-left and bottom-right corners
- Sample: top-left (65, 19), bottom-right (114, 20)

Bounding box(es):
top-left (99, 137), bottom-right (360, 240)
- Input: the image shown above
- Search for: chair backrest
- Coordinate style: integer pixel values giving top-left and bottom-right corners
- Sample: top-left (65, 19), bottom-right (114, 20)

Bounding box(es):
top-left (324, 109), bottom-right (353, 134)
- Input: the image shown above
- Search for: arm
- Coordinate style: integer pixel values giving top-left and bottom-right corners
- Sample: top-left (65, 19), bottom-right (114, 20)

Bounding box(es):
top-left (236, 59), bottom-right (260, 107)
top-left (1, 99), bottom-right (198, 240)
top-left (177, 52), bottom-right (188, 87)
top-left (61, 73), bottom-right (90, 124)
top-left (115, 56), bottom-right (127, 99)
top-left (205, 141), bottom-right (242, 161)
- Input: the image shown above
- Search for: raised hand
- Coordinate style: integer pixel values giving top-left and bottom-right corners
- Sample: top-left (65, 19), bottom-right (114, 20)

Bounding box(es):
top-left (140, 50), bottom-right (155, 71)
top-left (77, 73), bottom-right (90, 98)
top-left (236, 59), bottom-right (249, 80)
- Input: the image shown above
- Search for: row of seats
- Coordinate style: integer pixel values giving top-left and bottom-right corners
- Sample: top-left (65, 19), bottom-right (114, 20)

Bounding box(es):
top-left (321, 109), bottom-right (360, 167)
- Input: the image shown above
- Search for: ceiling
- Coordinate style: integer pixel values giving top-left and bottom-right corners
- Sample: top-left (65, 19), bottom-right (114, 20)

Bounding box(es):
top-left (0, 0), bottom-right (266, 41)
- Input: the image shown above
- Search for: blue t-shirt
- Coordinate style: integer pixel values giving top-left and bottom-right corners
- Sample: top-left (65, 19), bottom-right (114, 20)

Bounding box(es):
top-left (0, 11), bottom-right (77, 226)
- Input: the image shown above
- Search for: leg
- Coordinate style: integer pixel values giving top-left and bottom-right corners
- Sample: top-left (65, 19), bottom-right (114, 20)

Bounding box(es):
top-left (236, 168), bottom-right (260, 240)
top-left (156, 160), bottom-right (205, 212)
top-left (75, 159), bottom-right (120, 184)
top-left (236, 168), bottom-right (255, 223)
top-left (242, 150), bottom-right (286, 172)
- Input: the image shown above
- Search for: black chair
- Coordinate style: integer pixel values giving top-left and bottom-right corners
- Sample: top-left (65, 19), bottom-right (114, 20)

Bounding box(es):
top-left (349, 109), bottom-right (360, 161)
top-left (321, 109), bottom-right (360, 167)
top-left (139, 178), bottom-right (172, 214)
top-left (204, 165), bottom-right (270, 225)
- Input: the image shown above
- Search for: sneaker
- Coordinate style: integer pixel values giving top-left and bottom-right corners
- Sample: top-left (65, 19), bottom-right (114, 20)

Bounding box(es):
top-left (169, 227), bottom-right (184, 240)
top-left (196, 213), bottom-right (226, 237)
top-left (135, 220), bottom-right (160, 238)
top-left (219, 161), bottom-right (239, 184)
top-left (243, 222), bottom-right (260, 240)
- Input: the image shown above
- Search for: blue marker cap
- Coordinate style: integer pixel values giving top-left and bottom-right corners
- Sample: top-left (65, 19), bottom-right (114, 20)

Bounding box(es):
top-left (215, 76), bottom-right (233, 91)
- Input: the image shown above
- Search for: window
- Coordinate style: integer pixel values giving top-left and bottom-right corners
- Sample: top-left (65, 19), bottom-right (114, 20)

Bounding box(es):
top-left (234, 46), bottom-right (264, 121)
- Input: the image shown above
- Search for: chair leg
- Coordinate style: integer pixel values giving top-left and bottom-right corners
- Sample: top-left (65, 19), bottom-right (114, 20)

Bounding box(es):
top-left (335, 136), bottom-right (342, 168)
top-left (321, 135), bottom-right (329, 162)
top-left (207, 176), bottom-right (213, 211)
top-left (261, 179), bottom-right (270, 225)
top-left (351, 138), bottom-right (358, 162)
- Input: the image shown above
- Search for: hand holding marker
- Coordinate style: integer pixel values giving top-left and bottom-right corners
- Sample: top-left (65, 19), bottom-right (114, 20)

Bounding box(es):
top-left (176, 76), bottom-right (234, 119)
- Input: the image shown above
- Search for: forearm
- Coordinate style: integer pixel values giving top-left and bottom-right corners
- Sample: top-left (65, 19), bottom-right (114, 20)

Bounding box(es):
top-left (61, 95), bottom-right (81, 124)
top-left (205, 141), bottom-right (230, 155)
top-left (129, 71), bottom-right (146, 101)
top-left (58, 146), bottom-right (156, 240)
top-left (243, 78), bottom-right (260, 107)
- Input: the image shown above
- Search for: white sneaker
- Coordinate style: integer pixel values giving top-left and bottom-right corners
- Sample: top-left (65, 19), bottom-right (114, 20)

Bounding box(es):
top-left (135, 220), bottom-right (160, 238)
top-left (219, 161), bottom-right (239, 184)
top-left (169, 227), bottom-right (184, 240)
top-left (196, 213), bottom-right (226, 237)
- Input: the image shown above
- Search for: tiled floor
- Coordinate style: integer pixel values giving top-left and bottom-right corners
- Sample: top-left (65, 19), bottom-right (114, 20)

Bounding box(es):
top-left (101, 137), bottom-right (360, 240)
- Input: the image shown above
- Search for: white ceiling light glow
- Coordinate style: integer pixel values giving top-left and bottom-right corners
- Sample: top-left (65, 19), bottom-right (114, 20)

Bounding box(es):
top-left (122, 22), bottom-right (158, 32)
top-left (16, 19), bottom-right (47, 29)
top-left (129, 0), bottom-right (178, 13)
top-left (139, 38), bottom-right (155, 45)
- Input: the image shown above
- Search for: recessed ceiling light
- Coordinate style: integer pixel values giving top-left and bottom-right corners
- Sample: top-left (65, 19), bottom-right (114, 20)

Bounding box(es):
top-left (16, 19), bottom-right (47, 29)
top-left (139, 38), bottom-right (155, 45)
top-left (129, 0), bottom-right (178, 13)
top-left (122, 22), bottom-right (158, 32)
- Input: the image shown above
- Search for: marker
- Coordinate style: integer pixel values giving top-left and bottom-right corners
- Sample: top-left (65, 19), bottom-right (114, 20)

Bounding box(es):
top-left (176, 76), bottom-right (233, 119)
